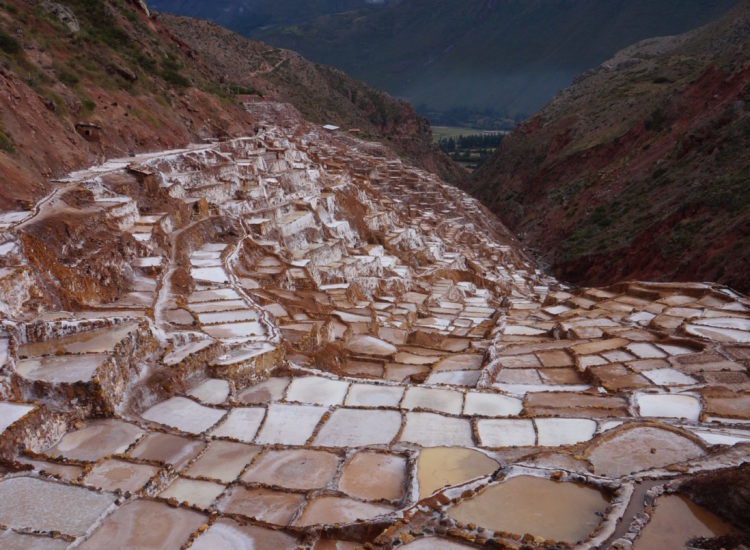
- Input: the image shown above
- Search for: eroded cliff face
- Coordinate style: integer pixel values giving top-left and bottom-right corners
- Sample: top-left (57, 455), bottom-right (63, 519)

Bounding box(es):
top-left (467, 1), bottom-right (750, 293)
top-left (0, 100), bottom-right (748, 548)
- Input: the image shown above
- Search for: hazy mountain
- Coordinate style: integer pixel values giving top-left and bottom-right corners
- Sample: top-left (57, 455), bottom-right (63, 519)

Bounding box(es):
top-left (465, 1), bottom-right (750, 292)
top-left (151, 0), bottom-right (739, 127)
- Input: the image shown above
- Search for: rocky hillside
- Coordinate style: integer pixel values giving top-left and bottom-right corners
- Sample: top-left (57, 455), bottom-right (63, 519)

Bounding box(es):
top-left (467, 0), bottom-right (750, 293)
top-left (0, 0), bottom-right (457, 211)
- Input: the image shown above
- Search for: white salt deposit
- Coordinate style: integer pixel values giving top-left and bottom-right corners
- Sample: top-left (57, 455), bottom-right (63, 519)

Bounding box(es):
top-left (463, 392), bottom-right (523, 417)
top-left (476, 419), bottom-right (536, 447)
top-left (285, 376), bottom-right (349, 406)
top-left (535, 418), bottom-right (597, 446)
top-left (255, 403), bottom-right (326, 445)
top-left (314, 409), bottom-right (401, 447)
top-left (210, 407), bottom-right (265, 442)
top-left (635, 392), bottom-right (702, 421)
top-left (142, 396), bottom-right (226, 434)
top-left (400, 412), bottom-right (473, 447)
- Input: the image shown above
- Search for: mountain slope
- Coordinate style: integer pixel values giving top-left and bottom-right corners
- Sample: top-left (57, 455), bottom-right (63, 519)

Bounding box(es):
top-left (0, 0), bottom-right (457, 211)
top-left (466, 1), bottom-right (750, 292)
top-left (252, 0), bottom-right (739, 126)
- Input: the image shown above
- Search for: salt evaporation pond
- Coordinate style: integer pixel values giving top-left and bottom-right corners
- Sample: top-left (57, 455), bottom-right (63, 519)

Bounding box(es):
top-left (448, 475), bottom-right (609, 544)
top-left (338, 451), bottom-right (407, 501)
top-left (586, 425), bottom-right (705, 477)
top-left (190, 518), bottom-right (298, 549)
top-left (15, 354), bottom-right (106, 383)
top-left (296, 496), bottom-right (395, 526)
top-left (78, 499), bottom-right (205, 549)
top-left (0, 477), bottom-right (115, 536)
top-left (417, 447), bottom-right (499, 498)
top-left (17, 322), bottom-right (138, 356)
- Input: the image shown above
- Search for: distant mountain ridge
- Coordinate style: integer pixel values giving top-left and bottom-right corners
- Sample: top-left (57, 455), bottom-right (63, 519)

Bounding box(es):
top-left (151, 0), bottom-right (739, 127)
top-left (465, 0), bottom-right (750, 292)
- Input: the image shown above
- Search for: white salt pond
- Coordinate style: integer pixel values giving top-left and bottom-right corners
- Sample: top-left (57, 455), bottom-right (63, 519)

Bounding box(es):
top-left (315, 408), bottom-right (402, 447)
top-left (296, 496), bottom-right (394, 527)
top-left (84, 459), bottom-right (160, 493)
top-left (0, 477), bottom-right (115, 536)
top-left (141, 396), bottom-right (226, 434)
top-left (535, 418), bottom-right (597, 446)
top-left (402, 386), bottom-right (464, 415)
top-left (400, 412), bottom-right (473, 447)
top-left (476, 418), bottom-right (536, 447)
top-left (242, 449), bottom-right (339, 490)
top-left (254, 403), bottom-right (326, 445)
top-left (184, 440), bottom-right (259, 483)
top-left (15, 354), bottom-right (106, 384)
top-left (188, 378), bottom-right (230, 404)
top-left (345, 335), bottom-right (398, 356)
top-left (285, 376), bottom-right (349, 406)
top-left (210, 407), bottom-right (265, 442)
top-left (191, 267), bottom-right (229, 284)
top-left (203, 321), bottom-right (265, 339)
top-left (345, 383), bottom-right (404, 407)
top-left (47, 419), bottom-right (144, 461)
top-left (160, 477), bottom-right (226, 508)
top-left (191, 519), bottom-right (298, 549)
top-left (463, 392), bottom-right (523, 417)
top-left (0, 401), bottom-right (35, 433)
top-left (635, 392), bottom-right (702, 420)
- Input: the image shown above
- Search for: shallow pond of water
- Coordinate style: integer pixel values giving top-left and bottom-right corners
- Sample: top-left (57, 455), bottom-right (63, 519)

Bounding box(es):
top-left (417, 447), bottom-right (499, 498)
top-left (634, 494), bottom-right (737, 549)
top-left (448, 475), bottom-right (608, 544)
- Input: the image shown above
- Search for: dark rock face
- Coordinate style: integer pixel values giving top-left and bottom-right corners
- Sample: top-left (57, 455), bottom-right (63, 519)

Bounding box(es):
top-left (679, 461), bottom-right (750, 539)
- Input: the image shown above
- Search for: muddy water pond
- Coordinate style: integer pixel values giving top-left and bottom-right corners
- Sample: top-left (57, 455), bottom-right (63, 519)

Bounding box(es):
top-left (448, 475), bottom-right (609, 544)
top-left (634, 494), bottom-right (738, 549)
top-left (417, 447), bottom-right (499, 498)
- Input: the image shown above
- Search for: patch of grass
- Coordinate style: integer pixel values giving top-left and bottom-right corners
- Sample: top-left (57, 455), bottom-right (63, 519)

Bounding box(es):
top-left (57, 68), bottom-right (79, 87)
top-left (0, 2), bottom-right (19, 14)
top-left (162, 68), bottom-right (190, 88)
top-left (0, 127), bottom-right (15, 153)
top-left (0, 28), bottom-right (21, 54)
top-left (81, 98), bottom-right (96, 115)
top-left (589, 205), bottom-right (612, 228)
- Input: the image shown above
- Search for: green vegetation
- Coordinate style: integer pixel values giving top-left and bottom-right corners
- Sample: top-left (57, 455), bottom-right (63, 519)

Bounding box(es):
top-left (160, 53), bottom-right (190, 87)
top-left (0, 28), bottom-right (21, 54)
top-left (437, 131), bottom-right (504, 170)
top-left (0, 127), bottom-right (14, 153)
